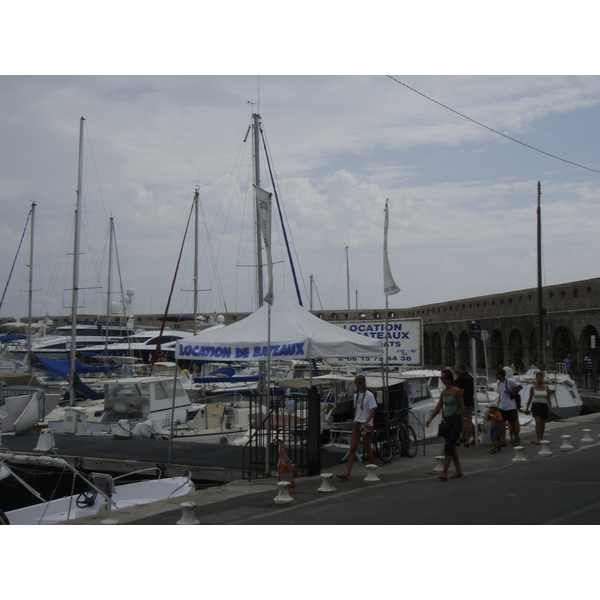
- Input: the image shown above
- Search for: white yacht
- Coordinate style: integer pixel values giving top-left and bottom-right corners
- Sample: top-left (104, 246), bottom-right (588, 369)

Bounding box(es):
top-left (6, 321), bottom-right (136, 364)
top-left (79, 329), bottom-right (193, 364)
top-left (513, 366), bottom-right (583, 419)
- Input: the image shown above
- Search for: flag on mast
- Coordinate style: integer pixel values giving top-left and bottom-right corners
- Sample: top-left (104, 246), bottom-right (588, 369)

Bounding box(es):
top-left (255, 185), bottom-right (274, 305)
top-left (383, 199), bottom-right (400, 296)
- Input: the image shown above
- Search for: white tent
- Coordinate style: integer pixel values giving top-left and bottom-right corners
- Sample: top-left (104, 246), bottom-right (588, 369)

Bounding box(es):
top-left (175, 293), bottom-right (382, 362)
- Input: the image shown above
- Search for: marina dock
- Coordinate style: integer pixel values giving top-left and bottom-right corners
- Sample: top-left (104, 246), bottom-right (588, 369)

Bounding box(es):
top-left (4, 413), bottom-right (600, 525)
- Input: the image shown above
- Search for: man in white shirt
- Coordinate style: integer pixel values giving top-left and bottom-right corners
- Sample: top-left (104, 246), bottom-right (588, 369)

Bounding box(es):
top-left (496, 368), bottom-right (523, 445)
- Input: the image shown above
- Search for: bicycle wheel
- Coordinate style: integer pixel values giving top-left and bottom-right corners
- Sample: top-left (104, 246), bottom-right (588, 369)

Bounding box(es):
top-left (399, 424), bottom-right (418, 458)
top-left (375, 428), bottom-right (393, 463)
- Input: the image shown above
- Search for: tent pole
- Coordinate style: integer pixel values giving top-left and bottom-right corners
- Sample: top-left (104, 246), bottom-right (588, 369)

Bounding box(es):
top-left (265, 303), bottom-right (272, 475)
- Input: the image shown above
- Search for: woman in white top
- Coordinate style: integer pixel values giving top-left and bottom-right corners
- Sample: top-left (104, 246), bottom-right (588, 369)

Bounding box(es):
top-left (337, 374), bottom-right (377, 481)
top-left (524, 371), bottom-right (553, 444)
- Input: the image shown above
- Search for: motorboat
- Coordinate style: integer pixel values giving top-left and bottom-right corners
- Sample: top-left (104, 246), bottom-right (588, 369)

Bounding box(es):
top-left (46, 374), bottom-right (194, 435)
top-left (1, 373), bottom-right (62, 435)
top-left (0, 453), bottom-right (194, 525)
top-left (513, 366), bottom-right (583, 419)
top-left (79, 329), bottom-right (194, 364)
top-left (5, 321), bottom-right (136, 364)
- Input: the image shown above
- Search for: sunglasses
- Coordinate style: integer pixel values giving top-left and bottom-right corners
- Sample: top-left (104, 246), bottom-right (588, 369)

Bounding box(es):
top-left (441, 376), bottom-right (450, 380)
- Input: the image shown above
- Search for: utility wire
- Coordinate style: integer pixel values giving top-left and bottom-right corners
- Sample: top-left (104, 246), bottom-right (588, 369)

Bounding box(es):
top-left (386, 75), bottom-right (600, 175)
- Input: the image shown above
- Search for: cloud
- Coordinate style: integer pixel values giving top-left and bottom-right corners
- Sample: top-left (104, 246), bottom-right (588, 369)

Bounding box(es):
top-left (2, 75), bottom-right (600, 324)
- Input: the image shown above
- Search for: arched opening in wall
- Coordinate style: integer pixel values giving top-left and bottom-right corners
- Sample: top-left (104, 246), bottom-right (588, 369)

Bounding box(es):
top-left (444, 331), bottom-right (455, 368)
top-left (490, 329), bottom-right (504, 369)
top-left (458, 330), bottom-right (470, 367)
top-left (508, 329), bottom-right (525, 374)
top-left (431, 331), bottom-right (442, 367)
top-left (527, 328), bottom-right (539, 369)
top-left (423, 330), bottom-right (431, 365)
top-left (552, 326), bottom-right (574, 371)
top-left (579, 324), bottom-right (600, 375)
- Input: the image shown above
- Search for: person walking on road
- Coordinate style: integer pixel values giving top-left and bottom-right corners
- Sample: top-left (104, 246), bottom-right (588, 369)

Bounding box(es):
top-left (337, 374), bottom-right (377, 481)
top-left (426, 368), bottom-right (467, 481)
top-left (496, 368), bottom-right (523, 446)
top-left (455, 363), bottom-right (475, 446)
top-left (524, 370), bottom-right (553, 444)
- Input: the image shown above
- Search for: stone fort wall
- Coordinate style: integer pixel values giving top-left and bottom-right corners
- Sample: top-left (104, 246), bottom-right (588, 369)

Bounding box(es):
top-left (31, 277), bottom-right (600, 374)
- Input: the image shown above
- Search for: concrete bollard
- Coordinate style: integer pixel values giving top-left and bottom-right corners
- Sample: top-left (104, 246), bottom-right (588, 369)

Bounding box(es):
top-left (177, 502), bottom-right (200, 525)
top-left (33, 429), bottom-right (57, 453)
top-left (560, 435), bottom-right (574, 452)
top-left (363, 464), bottom-right (380, 482)
top-left (274, 481), bottom-right (294, 504)
top-left (512, 446), bottom-right (527, 462)
top-left (433, 456), bottom-right (445, 473)
top-left (538, 440), bottom-right (553, 457)
top-left (317, 473), bottom-right (336, 493)
top-left (581, 429), bottom-right (594, 444)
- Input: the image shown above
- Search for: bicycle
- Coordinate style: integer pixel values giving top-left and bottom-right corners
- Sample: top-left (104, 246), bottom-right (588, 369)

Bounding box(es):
top-left (374, 408), bottom-right (418, 462)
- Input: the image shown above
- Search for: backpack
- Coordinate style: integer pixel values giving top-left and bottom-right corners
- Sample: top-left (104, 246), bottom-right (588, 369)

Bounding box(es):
top-left (507, 380), bottom-right (521, 409)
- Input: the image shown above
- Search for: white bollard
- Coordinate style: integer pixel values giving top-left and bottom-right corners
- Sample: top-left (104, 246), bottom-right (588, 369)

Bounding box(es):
top-left (433, 456), bottom-right (445, 473)
top-left (317, 473), bottom-right (336, 493)
top-left (363, 464), bottom-right (380, 482)
top-left (33, 429), bottom-right (56, 453)
top-left (274, 481), bottom-right (294, 504)
top-left (512, 446), bottom-right (527, 462)
top-left (560, 435), bottom-right (574, 452)
top-left (581, 429), bottom-right (594, 444)
top-left (538, 440), bottom-right (553, 457)
top-left (177, 501), bottom-right (200, 525)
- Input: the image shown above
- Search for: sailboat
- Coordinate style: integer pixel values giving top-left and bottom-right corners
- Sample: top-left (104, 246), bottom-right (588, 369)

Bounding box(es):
top-left (512, 182), bottom-right (583, 419)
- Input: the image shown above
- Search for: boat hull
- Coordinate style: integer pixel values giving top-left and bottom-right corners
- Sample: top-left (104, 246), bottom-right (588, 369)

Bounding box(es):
top-left (5, 475), bottom-right (194, 525)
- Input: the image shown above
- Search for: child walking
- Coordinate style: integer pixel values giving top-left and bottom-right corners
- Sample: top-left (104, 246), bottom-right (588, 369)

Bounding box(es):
top-left (485, 402), bottom-right (503, 454)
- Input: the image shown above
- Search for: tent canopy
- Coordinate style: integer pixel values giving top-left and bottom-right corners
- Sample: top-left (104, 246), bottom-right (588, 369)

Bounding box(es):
top-left (175, 293), bottom-right (382, 362)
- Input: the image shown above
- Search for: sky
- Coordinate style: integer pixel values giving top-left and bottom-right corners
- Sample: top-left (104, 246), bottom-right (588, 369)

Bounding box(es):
top-left (2, 5), bottom-right (600, 328)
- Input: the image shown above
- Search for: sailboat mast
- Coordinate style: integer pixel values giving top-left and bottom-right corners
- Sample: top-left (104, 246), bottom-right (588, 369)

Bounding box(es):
top-left (105, 216), bottom-right (114, 350)
top-left (537, 181), bottom-right (546, 369)
top-left (346, 245), bottom-right (350, 316)
top-left (193, 187), bottom-right (199, 335)
top-left (26, 201), bottom-right (36, 371)
top-left (69, 116), bottom-right (84, 405)
top-left (253, 113), bottom-right (264, 309)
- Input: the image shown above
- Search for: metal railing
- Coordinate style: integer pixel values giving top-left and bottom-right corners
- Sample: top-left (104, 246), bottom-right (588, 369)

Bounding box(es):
top-left (242, 392), bottom-right (310, 481)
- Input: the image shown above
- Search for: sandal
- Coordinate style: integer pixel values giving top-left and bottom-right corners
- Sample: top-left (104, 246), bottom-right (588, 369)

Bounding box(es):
top-left (336, 474), bottom-right (350, 481)
top-left (450, 473), bottom-right (463, 478)
top-left (438, 475), bottom-right (448, 481)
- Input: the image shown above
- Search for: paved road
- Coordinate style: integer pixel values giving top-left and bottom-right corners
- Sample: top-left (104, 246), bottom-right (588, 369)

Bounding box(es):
top-left (64, 412), bottom-right (600, 525)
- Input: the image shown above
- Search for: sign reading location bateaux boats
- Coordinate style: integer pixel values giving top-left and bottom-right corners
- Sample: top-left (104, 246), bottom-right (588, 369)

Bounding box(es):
top-left (331, 318), bottom-right (422, 366)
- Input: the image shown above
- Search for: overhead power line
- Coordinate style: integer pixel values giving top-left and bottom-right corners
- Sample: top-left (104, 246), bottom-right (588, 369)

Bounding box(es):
top-left (386, 75), bottom-right (600, 175)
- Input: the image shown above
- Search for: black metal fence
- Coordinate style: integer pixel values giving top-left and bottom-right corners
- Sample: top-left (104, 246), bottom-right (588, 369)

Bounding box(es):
top-left (242, 389), bottom-right (321, 481)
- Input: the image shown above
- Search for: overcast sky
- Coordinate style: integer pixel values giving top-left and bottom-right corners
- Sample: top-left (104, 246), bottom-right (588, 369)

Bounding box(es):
top-left (2, 6), bottom-right (599, 326)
